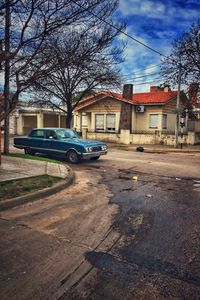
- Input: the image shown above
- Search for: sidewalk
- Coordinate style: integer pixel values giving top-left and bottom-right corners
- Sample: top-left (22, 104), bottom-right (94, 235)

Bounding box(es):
top-left (108, 143), bottom-right (200, 153)
top-left (0, 155), bottom-right (70, 181)
top-left (0, 156), bottom-right (74, 210)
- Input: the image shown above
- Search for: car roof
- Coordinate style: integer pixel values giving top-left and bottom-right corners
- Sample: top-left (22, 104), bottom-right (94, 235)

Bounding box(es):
top-left (32, 128), bottom-right (72, 130)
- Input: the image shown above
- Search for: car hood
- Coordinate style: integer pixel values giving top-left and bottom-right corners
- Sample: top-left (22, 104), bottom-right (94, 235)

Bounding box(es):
top-left (64, 138), bottom-right (106, 147)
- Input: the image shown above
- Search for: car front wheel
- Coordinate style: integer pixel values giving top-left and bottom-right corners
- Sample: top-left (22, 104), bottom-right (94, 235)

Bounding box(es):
top-left (67, 150), bottom-right (80, 164)
top-left (24, 148), bottom-right (35, 155)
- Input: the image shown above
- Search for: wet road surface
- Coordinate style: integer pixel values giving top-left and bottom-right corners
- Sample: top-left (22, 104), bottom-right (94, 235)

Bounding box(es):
top-left (0, 149), bottom-right (200, 299)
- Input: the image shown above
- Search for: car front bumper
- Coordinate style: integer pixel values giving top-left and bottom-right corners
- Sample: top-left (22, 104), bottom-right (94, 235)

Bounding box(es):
top-left (81, 150), bottom-right (107, 159)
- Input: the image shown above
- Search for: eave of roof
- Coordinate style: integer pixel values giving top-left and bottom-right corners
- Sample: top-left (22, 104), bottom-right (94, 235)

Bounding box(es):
top-left (75, 90), bottom-right (178, 111)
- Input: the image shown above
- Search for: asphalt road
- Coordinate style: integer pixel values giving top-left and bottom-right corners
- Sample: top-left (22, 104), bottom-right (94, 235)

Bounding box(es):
top-left (0, 149), bottom-right (200, 300)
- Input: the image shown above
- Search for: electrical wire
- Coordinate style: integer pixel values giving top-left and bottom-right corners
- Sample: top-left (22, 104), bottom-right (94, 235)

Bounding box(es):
top-left (71, 0), bottom-right (168, 58)
top-left (122, 72), bottom-right (159, 80)
top-left (122, 78), bottom-right (163, 86)
top-left (121, 64), bottom-right (161, 77)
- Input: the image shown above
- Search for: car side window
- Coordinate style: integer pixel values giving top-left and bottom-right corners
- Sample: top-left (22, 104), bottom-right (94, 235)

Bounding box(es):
top-left (64, 131), bottom-right (71, 138)
top-left (30, 130), bottom-right (45, 138)
top-left (46, 130), bottom-right (57, 139)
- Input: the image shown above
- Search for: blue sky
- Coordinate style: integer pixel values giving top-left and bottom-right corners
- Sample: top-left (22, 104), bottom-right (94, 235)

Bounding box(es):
top-left (0, 0), bottom-right (199, 95)
top-left (117, 0), bottom-right (200, 92)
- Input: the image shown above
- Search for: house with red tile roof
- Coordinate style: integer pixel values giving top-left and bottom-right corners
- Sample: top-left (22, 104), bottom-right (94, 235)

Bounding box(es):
top-left (74, 84), bottom-right (190, 145)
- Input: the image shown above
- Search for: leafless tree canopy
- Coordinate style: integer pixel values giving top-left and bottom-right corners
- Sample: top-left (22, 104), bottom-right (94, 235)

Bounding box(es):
top-left (28, 1), bottom-right (125, 127)
top-left (0, 0), bottom-right (122, 121)
top-left (161, 22), bottom-right (200, 86)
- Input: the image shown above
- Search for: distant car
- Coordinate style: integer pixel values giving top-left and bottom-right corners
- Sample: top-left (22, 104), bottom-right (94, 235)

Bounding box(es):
top-left (13, 128), bottom-right (107, 163)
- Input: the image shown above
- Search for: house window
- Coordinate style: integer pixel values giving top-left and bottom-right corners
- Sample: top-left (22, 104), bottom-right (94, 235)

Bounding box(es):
top-left (95, 114), bottom-right (104, 131)
top-left (162, 114), bottom-right (167, 129)
top-left (106, 114), bottom-right (116, 132)
top-left (149, 114), bottom-right (158, 128)
top-left (82, 114), bottom-right (88, 127)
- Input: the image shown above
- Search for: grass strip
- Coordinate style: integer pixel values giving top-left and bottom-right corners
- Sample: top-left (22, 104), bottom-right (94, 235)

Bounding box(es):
top-left (0, 174), bottom-right (61, 201)
top-left (5, 153), bottom-right (62, 164)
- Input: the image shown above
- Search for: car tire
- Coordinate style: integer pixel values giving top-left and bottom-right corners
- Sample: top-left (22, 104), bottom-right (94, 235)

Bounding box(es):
top-left (24, 148), bottom-right (35, 155)
top-left (90, 156), bottom-right (100, 160)
top-left (67, 150), bottom-right (80, 164)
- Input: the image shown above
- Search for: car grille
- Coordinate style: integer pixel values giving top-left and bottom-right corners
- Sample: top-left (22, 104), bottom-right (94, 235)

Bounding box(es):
top-left (92, 146), bottom-right (103, 152)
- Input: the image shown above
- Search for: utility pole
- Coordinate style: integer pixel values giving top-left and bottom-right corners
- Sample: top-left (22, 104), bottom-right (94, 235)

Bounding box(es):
top-left (174, 58), bottom-right (181, 148)
top-left (3, 0), bottom-right (10, 154)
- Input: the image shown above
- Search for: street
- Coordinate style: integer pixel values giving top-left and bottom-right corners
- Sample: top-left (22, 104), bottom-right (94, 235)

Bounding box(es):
top-left (0, 149), bottom-right (200, 299)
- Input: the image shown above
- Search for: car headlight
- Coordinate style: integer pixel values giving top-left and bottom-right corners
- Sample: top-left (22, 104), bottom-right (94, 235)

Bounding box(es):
top-left (102, 145), bottom-right (107, 150)
top-left (85, 147), bottom-right (93, 152)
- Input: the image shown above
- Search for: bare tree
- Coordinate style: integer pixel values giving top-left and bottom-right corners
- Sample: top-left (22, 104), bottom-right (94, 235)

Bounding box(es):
top-left (161, 22), bottom-right (200, 86)
top-left (0, 0), bottom-right (111, 122)
top-left (30, 2), bottom-right (125, 127)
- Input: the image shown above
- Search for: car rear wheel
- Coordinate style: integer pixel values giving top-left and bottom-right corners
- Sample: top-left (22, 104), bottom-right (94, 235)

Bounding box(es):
top-left (24, 148), bottom-right (35, 155)
top-left (90, 156), bottom-right (100, 160)
top-left (67, 150), bottom-right (80, 164)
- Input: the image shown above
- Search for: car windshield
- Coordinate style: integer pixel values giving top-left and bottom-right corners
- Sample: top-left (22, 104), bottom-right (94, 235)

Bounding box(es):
top-left (55, 129), bottom-right (80, 139)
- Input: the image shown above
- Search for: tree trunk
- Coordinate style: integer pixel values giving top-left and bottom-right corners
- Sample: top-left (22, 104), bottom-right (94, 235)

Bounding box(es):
top-left (3, 0), bottom-right (11, 155)
top-left (66, 110), bottom-right (72, 128)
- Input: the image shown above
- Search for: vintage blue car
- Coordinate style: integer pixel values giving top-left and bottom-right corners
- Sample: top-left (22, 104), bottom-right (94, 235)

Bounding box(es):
top-left (14, 128), bottom-right (107, 163)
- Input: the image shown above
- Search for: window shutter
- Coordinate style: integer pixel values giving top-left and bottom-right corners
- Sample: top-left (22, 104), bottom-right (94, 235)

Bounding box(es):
top-left (95, 114), bottom-right (104, 131)
top-left (106, 114), bottom-right (115, 131)
top-left (149, 114), bottom-right (158, 128)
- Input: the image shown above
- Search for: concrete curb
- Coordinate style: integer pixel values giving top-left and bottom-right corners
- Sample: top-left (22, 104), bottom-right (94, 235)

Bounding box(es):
top-left (0, 166), bottom-right (74, 211)
top-left (143, 149), bottom-right (200, 154)
top-left (110, 147), bottom-right (200, 154)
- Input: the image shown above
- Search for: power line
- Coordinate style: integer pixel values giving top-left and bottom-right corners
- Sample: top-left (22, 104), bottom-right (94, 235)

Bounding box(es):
top-left (122, 64), bottom-right (161, 77)
top-left (122, 78), bottom-right (163, 86)
top-left (122, 72), bottom-right (159, 80)
top-left (71, 0), bottom-right (168, 58)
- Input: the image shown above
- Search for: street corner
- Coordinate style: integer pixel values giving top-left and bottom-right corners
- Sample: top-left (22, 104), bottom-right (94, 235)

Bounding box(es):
top-left (0, 159), bottom-right (75, 211)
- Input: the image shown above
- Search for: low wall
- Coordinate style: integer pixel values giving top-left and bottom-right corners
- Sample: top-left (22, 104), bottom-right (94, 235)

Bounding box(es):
top-left (131, 134), bottom-right (155, 144)
top-left (87, 131), bottom-right (120, 143)
top-left (86, 131), bottom-right (199, 145)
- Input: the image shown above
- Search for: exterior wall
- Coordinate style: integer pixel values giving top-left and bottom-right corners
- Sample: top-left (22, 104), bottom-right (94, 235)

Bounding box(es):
top-left (162, 97), bottom-right (177, 113)
top-left (9, 114), bottom-right (17, 134)
top-left (133, 106), bottom-right (163, 131)
top-left (85, 97), bottom-right (121, 112)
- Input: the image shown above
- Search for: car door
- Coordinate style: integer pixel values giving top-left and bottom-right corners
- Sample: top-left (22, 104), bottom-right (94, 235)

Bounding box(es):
top-left (28, 129), bottom-right (46, 153)
top-left (43, 129), bottom-right (64, 158)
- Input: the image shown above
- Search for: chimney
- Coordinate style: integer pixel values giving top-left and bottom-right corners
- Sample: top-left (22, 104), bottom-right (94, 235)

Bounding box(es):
top-left (119, 84), bottom-right (133, 131)
top-left (122, 84), bottom-right (133, 100)
top-left (150, 86), bottom-right (159, 92)
top-left (164, 85), bottom-right (171, 92)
